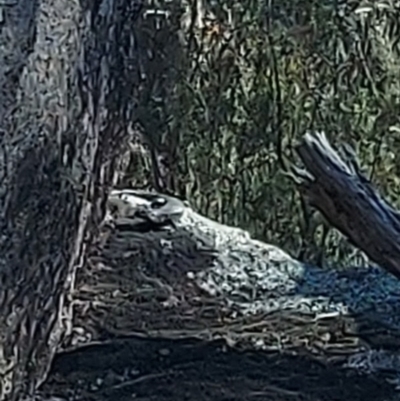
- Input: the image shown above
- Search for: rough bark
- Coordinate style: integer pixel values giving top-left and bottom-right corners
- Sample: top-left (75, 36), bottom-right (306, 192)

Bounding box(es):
top-left (291, 132), bottom-right (400, 280)
top-left (0, 0), bottom-right (143, 399)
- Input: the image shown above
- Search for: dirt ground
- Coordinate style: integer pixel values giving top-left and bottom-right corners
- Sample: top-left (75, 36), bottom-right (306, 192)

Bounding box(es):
top-left (41, 335), bottom-right (397, 401)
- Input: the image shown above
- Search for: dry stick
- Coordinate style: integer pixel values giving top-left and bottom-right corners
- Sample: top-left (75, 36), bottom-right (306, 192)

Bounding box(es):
top-left (290, 132), bottom-right (400, 279)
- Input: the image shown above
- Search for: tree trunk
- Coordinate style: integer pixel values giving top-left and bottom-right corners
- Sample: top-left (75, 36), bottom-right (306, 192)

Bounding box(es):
top-left (0, 0), bottom-right (142, 399)
top-left (291, 132), bottom-right (400, 280)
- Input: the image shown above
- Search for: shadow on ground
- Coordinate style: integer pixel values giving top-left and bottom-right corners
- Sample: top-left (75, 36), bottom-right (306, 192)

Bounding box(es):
top-left (43, 336), bottom-right (396, 401)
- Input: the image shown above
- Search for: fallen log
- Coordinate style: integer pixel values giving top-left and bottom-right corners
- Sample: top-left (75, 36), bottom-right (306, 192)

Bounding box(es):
top-left (71, 190), bottom-right (400, 349)
top-left (290, 132), bottom-right (400, 280)
top-left (65, 188), bottom-right (400, 391)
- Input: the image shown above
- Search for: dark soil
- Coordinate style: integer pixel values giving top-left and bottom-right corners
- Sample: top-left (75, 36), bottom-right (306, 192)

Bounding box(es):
top-left (42, 336), bottom-right (396, 401)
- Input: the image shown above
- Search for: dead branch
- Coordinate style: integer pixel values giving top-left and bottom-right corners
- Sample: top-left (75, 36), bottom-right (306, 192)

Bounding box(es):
top-left (291, 132), bottom-right (400, 279)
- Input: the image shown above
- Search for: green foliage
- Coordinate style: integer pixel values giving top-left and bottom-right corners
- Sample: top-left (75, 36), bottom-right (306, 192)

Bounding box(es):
top-left (128, 0), bottom-right (400, 268)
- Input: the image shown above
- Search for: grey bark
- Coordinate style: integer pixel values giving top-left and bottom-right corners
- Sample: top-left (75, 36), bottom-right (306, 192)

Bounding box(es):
top-left (0, 0), bottom-right (142, 399)
top-left (291, 132), bottom-right (400, 280)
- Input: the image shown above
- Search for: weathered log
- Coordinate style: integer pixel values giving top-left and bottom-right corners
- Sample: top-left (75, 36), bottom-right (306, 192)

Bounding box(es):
top-left (0, 0), bottom-right (143, 399)
top-left (72, 189), bottom-right (400, 362)
top-left (291, 132), bottom-right (400, 280)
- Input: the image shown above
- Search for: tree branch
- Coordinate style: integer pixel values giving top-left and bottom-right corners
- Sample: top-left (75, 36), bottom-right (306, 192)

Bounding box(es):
top-left (290, 132), bottom-right (400, 279)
